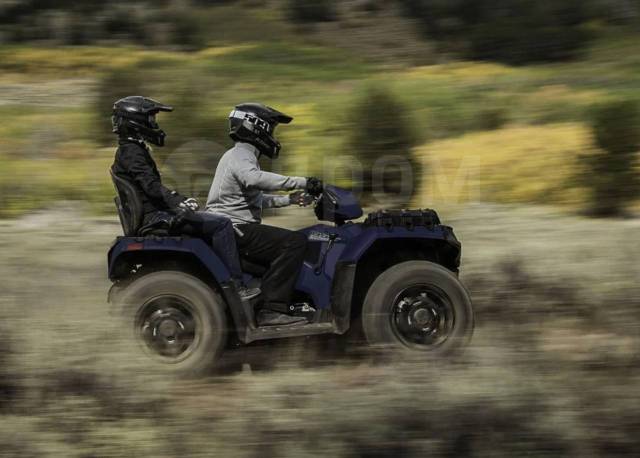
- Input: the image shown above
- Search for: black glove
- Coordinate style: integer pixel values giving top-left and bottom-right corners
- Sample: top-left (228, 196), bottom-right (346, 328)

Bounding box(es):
top-left (179, 197), bottom-right (200, 212)
top-left (306, 177), bottom-right (323, 196)
top-left (289, 191), bottom-right (315, 207)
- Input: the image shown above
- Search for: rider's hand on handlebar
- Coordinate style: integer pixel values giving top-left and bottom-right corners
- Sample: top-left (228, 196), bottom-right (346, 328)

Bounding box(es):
top-left (179, 197), bottom-right (200, 212)
top-left (306, 177), bottom-right (323, 196)
top-left (289, 191), bottom-right (315, 207)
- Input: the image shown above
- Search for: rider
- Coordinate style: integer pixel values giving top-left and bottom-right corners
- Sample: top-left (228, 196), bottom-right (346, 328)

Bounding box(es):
top-left (206, 103), bottom-right (322, 327)
top-left (110, 96), bottom-right (259, 300)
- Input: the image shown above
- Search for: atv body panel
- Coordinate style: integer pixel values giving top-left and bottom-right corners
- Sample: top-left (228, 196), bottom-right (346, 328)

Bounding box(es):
top-left (295, 222), bottom-right (459, 310)
top-left (108, 236), bottom-right (232, 282)
top-left (108, 185), bottom-right (462, 344)
top-left (109, 223), bottom-right (459, 309)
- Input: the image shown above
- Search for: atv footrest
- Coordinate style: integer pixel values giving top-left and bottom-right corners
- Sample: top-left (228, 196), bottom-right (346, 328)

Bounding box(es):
top-left (246, 322), bottom-right (336, 343)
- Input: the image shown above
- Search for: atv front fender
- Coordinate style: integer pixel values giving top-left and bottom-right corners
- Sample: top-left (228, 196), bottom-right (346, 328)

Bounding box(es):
top-left (339, 225), bottom-right (461, 268)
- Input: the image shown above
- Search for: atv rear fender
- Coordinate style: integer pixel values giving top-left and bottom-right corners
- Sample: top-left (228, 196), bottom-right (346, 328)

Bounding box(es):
top-left (108, 236), bottom-right (232, 283)
top-left (107, 236), bottom-right (258, 340)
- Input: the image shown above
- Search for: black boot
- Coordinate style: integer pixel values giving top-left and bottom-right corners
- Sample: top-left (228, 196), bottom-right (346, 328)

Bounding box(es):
top-left (233, 280), bottom-right (261, 301)
top-left (238, 285), bottom-right (261, 301)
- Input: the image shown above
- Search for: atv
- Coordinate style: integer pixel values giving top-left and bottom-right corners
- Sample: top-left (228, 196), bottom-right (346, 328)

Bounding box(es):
top-left (108, 173), bottom-right (473, 374)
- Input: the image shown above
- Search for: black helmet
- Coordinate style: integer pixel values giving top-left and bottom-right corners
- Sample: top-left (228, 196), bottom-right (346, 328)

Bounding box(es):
top-left (228, 102), bottom-right (293, 158)
top-left (112, 96), bottom-right (173, 147)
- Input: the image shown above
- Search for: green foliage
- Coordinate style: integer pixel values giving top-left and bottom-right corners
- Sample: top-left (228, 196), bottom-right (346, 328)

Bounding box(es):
top-left (0, 153), bottom-right (115, 218)
top-left (207, 42), bottom-right (370, 82)
top-left (347, 85), bottom-right (420, 205)
top-left (1, 23), bottom-right (640, 217)
top-left (94, 67), bottom-right (145, 146)
top-left (93, 61), bottom-right (231, 198)
top-left (400, 0), bottom-right (595, 64)
top-left (0, 1), bottom-right (222, 49)
top-left (592, 100), bottom-right (640, 154)
top-left (285, 0), bottom-right (337, 24)
top-left (583, 100), bottom-right (640, 216)
top-left (476, 106), bottom-right (509, 131)
top-left (171, 9), bottom-right (209, 50)
top-left (214, 43), bottom-right (369, 82)
top-left (94, 62), bottom-right (227, 147)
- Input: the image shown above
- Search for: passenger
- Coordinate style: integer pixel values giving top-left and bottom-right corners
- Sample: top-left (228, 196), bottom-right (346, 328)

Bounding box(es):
top-left (110, 96), bottom-right (259, 300)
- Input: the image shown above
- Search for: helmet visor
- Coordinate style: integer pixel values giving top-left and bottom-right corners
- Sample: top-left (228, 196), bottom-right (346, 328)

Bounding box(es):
top-left (148, 113), bottom-right (159, 129)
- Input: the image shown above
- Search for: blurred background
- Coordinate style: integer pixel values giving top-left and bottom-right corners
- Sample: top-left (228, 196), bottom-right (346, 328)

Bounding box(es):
top-left (0, 1), bottom-right (639, 456)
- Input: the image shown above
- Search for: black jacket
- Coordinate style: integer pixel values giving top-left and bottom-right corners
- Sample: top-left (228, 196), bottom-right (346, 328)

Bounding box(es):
top-left (112, 139), bottom-right (185, 217)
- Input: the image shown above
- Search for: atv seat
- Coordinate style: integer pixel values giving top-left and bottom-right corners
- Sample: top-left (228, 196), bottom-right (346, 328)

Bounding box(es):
top-left (110, 169), bottom-right (144, 236)
top-left (111, 169), bottom-right (179, 237)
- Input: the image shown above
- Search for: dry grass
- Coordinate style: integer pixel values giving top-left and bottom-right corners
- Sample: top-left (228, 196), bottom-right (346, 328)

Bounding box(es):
top-left (0, 205), bottom-right (638, 456)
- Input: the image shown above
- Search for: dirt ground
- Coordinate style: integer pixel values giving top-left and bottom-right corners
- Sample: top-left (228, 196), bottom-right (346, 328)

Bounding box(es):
top-left (0, 203), bottom-right (638, 457)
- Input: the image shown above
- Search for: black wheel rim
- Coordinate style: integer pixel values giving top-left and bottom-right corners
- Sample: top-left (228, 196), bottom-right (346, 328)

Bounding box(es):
top-left (390, 284), bottom-right (455, 350)
top-left (135, 295), bottom-right (200, 362)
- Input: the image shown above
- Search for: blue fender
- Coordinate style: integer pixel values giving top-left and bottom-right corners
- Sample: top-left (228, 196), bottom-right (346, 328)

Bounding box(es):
top-left (294, 223), bottom-right (460, 310)
top-left (339, 225), bottom-right (460, 264)
top-left (108, 237), bottom-right (232, 282)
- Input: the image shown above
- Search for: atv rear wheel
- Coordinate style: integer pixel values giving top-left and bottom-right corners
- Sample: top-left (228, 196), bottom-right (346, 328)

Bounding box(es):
top-left (362, 261), bottom-right (473, 354)
top-left (115, 271), bottom-right (227, 375)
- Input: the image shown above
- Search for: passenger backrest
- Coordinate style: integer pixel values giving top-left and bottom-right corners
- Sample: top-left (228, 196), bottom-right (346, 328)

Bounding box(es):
top-left (110, 169), bottom-right (144, 236)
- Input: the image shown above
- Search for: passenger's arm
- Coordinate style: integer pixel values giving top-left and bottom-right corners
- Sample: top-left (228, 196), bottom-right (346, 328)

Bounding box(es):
top-left (121, 148), bottom-right (184, 209)
top-left (161, 185), bottom-right (186, 208)
top-left (234, 153), bottom-right (306, 191)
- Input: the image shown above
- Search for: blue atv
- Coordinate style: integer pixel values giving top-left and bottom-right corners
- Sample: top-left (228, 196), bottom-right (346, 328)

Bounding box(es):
top-left (108, 174), bottom-right (473, 374)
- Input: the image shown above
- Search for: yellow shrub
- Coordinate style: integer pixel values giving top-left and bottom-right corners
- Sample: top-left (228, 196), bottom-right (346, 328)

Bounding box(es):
top-left (415, 123), bottom-right (595, 207)
top-left (0, 46), bottom-right (189, 76)
top-left (404, 61), bottom-right (521, 82)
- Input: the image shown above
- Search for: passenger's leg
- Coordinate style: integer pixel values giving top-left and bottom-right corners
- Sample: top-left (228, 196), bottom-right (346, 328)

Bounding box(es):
top-left (179, 212), bottom-right (260, 300)
top-left (179, 211), bottom-right (243, 280)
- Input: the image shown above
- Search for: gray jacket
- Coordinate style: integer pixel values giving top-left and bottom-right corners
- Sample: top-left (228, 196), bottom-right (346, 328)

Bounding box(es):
top-left (206, 142), bottom-right (307, 224)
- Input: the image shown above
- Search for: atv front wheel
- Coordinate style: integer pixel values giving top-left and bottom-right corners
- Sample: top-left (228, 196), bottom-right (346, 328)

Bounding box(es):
top-left (115, 271), bottom-right (227, 375)
top-left (362, 261), bottom-right (473, 354)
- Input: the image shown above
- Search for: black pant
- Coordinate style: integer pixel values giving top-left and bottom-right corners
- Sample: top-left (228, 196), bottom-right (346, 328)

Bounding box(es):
top-left (178, 211), bottom-right (243, 280)
top-left (235, 224), bottom-right (307, 313)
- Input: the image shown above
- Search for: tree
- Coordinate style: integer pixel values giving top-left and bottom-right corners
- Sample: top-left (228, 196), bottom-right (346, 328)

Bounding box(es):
top-left (584, 100), bottom-right (640, 216)
top-left (347, 85), bottom-right (420, 207)
top-left (285, 0), bottom-right (337, 24)
top-left (399, 0), bottom-right (595, 64)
